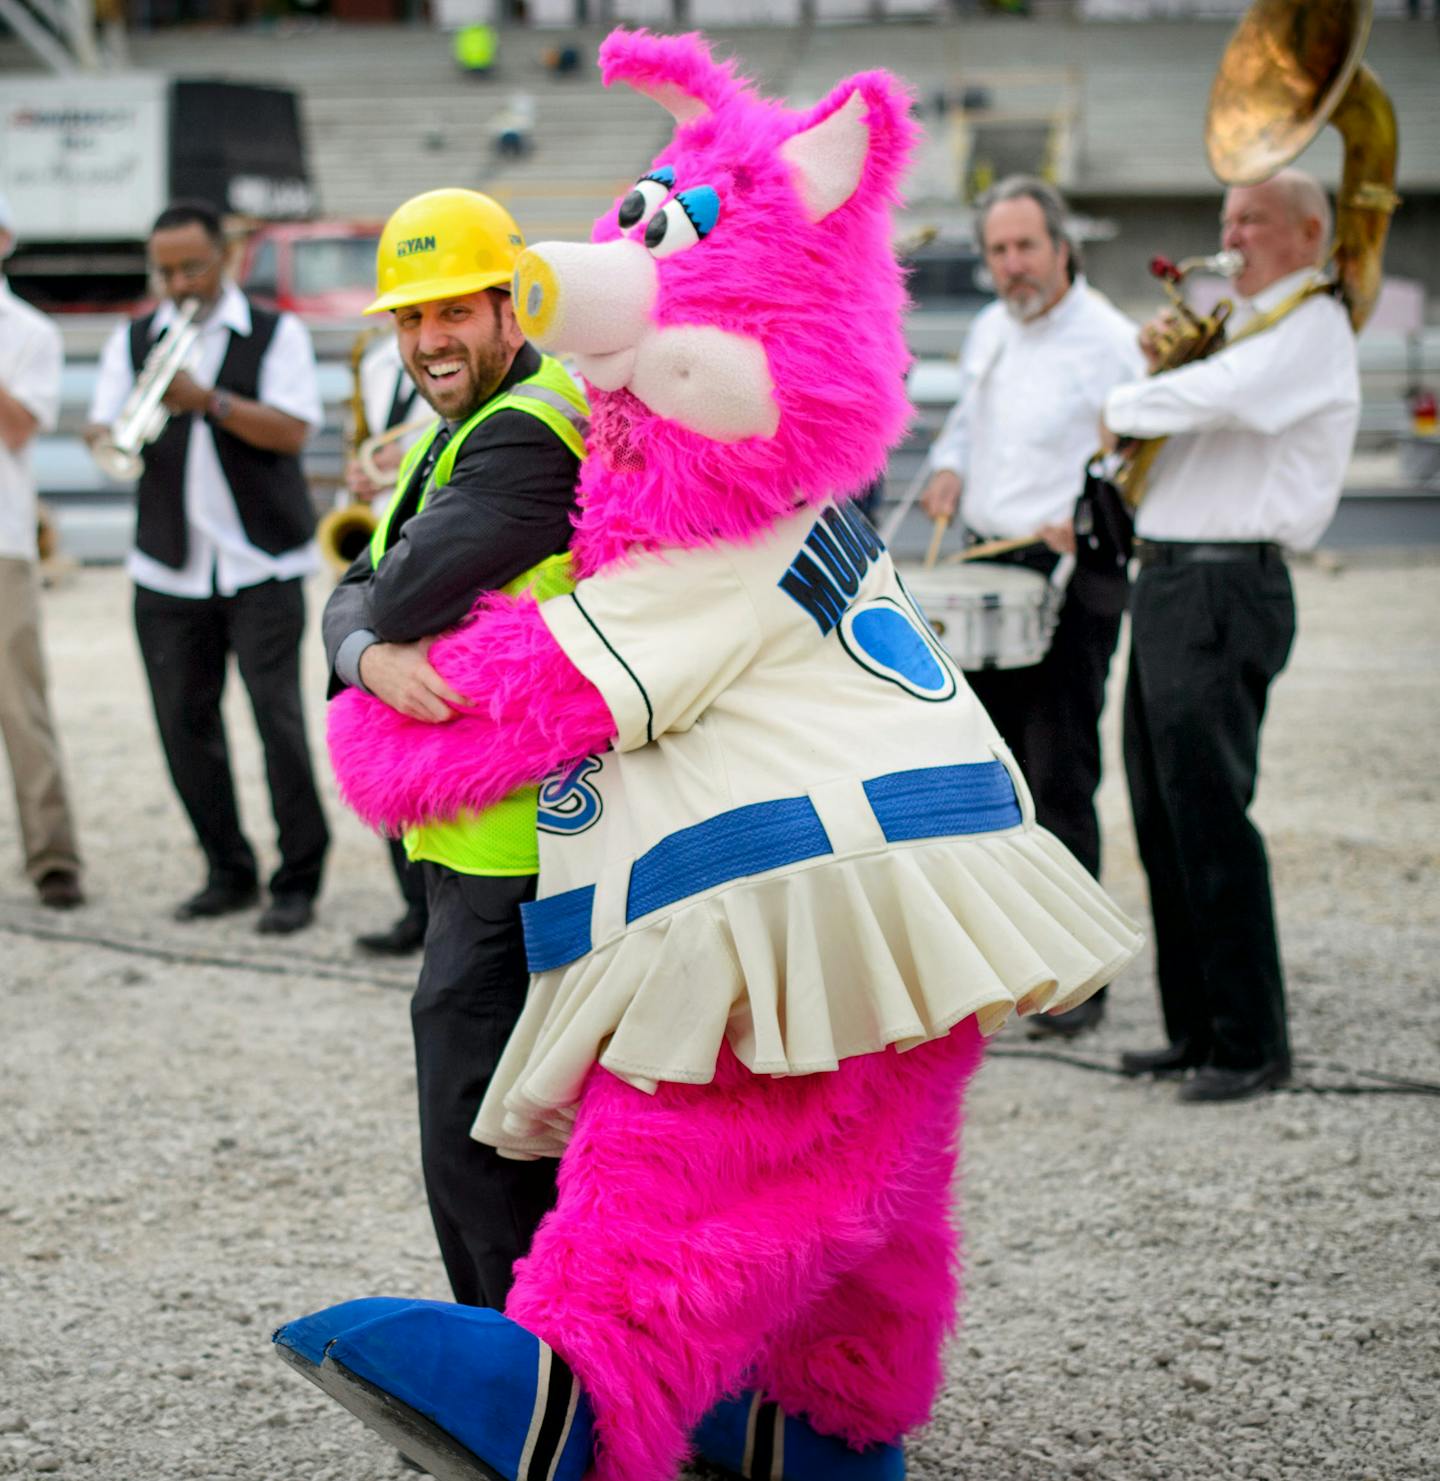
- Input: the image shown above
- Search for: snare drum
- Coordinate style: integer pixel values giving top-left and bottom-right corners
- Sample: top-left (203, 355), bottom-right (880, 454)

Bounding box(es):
top-left (900, 562), bottom-right (1059, 671)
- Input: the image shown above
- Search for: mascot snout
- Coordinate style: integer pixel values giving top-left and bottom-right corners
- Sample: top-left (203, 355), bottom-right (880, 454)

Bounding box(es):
top-left (514, 239), bottom-right (655, 364)
top-left (515, 238), bottom-right (778, 440)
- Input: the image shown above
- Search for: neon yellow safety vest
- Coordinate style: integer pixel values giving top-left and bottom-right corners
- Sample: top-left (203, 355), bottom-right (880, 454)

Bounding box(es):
top-left (370, 354), bottom-right (587, 876)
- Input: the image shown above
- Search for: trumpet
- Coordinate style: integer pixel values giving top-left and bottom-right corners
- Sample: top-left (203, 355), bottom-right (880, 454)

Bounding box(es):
top-left (91, 297), bottom-right (203, 481)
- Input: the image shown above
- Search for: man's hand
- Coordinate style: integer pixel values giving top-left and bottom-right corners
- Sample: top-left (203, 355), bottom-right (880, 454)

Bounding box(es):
top-left (1037, 519), bottom-right (1076, 556)
top-left (344, 457), bottom-right (384, 503)
top-left (1097, 412), bottom-right (1120, 455)
top-left (344, 438), bottom-right (404, 502)
top-left (358, 640), bottom-right (468, 723)
top-left (1138, 309), bottom-right (1181, 374)
top-left (161, 369), bottom-right (210, 416)
top-left (920, 469), bottom-right (963, 522)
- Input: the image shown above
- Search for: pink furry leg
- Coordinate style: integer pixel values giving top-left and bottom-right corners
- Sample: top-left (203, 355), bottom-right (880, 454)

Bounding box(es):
top-left (504, 1028), bottom-right (985, 1481)
top-left (753, 1021), bottom-right (985, 1448)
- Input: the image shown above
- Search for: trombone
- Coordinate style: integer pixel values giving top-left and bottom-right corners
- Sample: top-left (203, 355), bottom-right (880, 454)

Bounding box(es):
top-left (91, 297), bottom-right (203, 481)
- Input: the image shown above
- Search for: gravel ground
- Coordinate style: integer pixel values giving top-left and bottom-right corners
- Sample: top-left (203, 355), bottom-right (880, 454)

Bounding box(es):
top-left (2, 558), bottom-right (1438, 1481)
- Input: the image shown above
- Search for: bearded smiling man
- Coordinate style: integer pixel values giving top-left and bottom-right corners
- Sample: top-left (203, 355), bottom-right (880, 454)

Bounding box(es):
top-left (918, 177), bottom-right (1144, 1037)
top-left (321, 189), bottom-right (588, 1324)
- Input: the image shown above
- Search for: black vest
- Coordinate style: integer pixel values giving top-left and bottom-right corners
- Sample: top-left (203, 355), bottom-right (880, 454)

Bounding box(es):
top-left (128, 299), bottom-right (315, 569)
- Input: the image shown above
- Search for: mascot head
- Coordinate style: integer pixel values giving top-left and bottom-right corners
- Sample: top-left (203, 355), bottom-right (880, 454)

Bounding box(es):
top-left (513, 29), bottom-right (917, 571)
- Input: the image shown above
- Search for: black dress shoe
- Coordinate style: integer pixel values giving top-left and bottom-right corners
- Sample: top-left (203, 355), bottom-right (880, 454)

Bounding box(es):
top-left (356, 908), bottom-right (428, 956)
top-left (174, 881), bottom-right (259, 921)
top-left (37, 869), bottom-right (85, 910)
top-left (1119, 1041), bottom-right (1206, 1078)
top-left (256, 893), bottom-right (315, 935)
top-left (1178, 1062), bottom-right (1289, 1104)
top-left (1027, 993), bottom-right (1105, 1040)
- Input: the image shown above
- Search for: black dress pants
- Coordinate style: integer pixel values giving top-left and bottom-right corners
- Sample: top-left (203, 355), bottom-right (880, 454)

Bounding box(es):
top-left (133, 578), bottom-right (329, 898)
top-left (1123, 557), bottom-right (1296, 1072)
top-left (388, 836), bottom-right (429, 915)
top-left (964, 560), bottom-right (1127, 880)
top-left (413, 864), bottom-right (558, 1309)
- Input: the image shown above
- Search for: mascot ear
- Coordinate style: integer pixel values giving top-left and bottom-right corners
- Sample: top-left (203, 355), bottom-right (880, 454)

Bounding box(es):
top-left (599, 27), bottom-right (741, 126)
top-left (781, 75), bottom-right (915, 224)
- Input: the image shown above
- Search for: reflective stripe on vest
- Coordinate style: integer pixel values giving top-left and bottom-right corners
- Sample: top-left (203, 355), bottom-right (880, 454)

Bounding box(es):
top-left (370, 354), bottom-right (586, 877)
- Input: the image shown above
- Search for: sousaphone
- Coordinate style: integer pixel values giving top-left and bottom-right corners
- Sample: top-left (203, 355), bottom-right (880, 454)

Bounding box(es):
top-left (1115, 0), bottom-right (1399, 504)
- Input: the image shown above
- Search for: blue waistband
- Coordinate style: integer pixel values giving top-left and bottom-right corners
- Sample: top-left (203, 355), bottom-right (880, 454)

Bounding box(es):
top-left (521, 759), bottom-right (1022, 975)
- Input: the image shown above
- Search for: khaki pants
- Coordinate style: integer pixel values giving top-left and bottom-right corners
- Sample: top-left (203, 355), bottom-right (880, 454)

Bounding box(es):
top-left (0, 557), bottom-right (81, 882)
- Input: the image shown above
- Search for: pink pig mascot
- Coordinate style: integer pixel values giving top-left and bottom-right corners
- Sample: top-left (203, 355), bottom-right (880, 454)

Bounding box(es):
top-left (275, 29), bottom-right (1141, 1481)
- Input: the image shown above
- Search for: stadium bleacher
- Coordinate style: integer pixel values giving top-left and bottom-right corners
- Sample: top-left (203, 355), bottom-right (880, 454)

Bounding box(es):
top-left (4, 13), bottom-right (1437, 556)
top-left (4, 17), bottom-right (1435, 236)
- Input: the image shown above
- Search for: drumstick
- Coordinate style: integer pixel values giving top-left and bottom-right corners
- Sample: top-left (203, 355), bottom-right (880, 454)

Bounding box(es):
top-left (945, 533), bottom-right (1047, 565)
top-left (923, 515), bottom-right (950, 570)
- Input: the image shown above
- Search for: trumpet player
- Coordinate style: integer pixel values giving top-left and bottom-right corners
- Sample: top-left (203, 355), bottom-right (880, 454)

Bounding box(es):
top-left (1101, 169), bottom-right (1361, 1103)
top-left (85, 199), bottom-right (329, 934)
top-left (0, 190), bottom-right (84, 910)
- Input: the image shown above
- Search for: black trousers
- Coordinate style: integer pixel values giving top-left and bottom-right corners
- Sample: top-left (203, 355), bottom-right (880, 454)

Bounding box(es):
top-left (413, 864), bottom-right (558, 1309)
top-left (388, 836), bottom-right (429, 915)
top-left (964, 561), bottom-right (1127, 880)
top-left (1123, 557), bottom-right (1296, 1072)
top-left (133, 578), bottom-right (329, 898)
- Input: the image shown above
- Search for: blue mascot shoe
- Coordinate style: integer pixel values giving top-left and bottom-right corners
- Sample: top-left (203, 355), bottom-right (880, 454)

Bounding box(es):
top-left (273, 1298), bottom-right (592, 1481)
top-left (693, 1391), bottom-right (905, 1480)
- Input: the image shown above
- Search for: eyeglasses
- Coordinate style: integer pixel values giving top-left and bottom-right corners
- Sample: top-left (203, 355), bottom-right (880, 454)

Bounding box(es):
top-left (152, 255), bottom-right (223, 285)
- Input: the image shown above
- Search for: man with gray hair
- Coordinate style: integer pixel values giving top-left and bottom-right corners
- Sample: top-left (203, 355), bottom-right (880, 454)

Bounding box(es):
top-left (920, 175), bottom-right (1144, 1036)
top-left (1102, 167), bottom-right (1359, 1103)
top-left (0, 191), bottom-right (85, 909)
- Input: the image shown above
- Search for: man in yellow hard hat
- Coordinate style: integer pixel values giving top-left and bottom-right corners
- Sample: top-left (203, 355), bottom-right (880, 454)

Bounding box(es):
top-left (322, 188), bottom-right (588, 1310)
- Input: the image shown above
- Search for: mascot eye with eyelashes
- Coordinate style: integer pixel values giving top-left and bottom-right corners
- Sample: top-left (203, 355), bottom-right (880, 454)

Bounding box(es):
top-left (644, 186), bottom-right (721, 258)
top-left (617, 167), bottom-right (676, 229)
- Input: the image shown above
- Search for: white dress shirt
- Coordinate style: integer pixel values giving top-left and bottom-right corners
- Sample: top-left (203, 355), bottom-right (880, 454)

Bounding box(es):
top-left (89, 280), bottom-right (325, 598)
top-left (0, 277), bottom-right (63, 562)
top-left (359, 332), bottom-right (423, 441)
top-left (1104, 269), bottom-right (1360, 551)
top-left (926, 278), bottom-right (1144, 538)
top-left (357, 332), bottom-right (428, 520)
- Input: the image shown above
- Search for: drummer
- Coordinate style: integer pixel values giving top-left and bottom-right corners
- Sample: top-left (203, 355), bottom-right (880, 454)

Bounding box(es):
top-left (919, 176), bottom-right (1143, 1037)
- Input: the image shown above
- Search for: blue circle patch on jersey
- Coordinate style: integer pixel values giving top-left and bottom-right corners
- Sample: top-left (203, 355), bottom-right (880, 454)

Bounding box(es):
top-left (839, 599), bottom-right (956, 702)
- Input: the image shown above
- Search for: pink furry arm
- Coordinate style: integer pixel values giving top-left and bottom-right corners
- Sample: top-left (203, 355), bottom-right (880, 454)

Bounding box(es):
top-left (326, 594), bottom-right (617, 834)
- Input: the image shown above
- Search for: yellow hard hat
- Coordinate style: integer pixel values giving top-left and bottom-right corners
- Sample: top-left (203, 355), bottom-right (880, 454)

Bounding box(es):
top-left (366, 188), bottom-right (526, 315)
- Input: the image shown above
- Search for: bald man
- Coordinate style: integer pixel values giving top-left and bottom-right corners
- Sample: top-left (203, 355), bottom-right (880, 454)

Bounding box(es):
top-left (1101, 169), bottom-right (1360, 1104)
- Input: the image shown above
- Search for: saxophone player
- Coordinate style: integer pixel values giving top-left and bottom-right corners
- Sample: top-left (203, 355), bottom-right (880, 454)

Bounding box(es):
top-left (1101, 170), bottom-right (1361, 1103)
top-left (85, 199), bottom-right (330, 933)
top-left (346, 329), bottom-right (431, 956)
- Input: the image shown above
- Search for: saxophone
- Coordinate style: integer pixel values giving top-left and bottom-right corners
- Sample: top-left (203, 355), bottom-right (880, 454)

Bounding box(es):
top-left (316, 328), bottom-right (383, 577)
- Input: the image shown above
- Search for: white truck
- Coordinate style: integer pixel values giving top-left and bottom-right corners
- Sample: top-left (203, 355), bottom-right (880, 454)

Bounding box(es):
top-left (0, 73), bottom-right (315, 308)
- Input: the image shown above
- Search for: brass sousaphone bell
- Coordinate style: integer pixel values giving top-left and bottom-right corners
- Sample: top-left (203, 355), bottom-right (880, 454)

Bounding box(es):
top-left (1206, 0), bottom-right (1399, 332)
